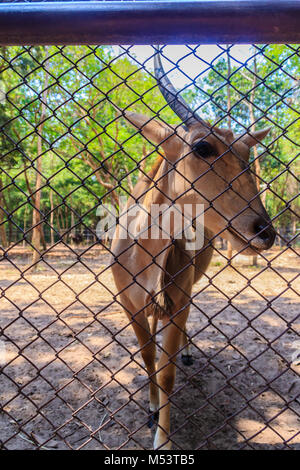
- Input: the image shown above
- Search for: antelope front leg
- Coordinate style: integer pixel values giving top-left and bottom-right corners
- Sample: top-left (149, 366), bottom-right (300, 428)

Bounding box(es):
top-left (129, 312), bottom-right (159, 416)
top-left (154, 309), bottom-right (189, 450)
top-left (181, 324), bottom-right (193, 366)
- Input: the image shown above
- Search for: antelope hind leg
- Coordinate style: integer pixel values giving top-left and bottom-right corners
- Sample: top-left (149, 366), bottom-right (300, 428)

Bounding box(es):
top-left (181, 324), bottom-right (193, 366)
top-left (120, 297), bottom-right (160, 422)
top-left (154, 307), bottom-right (190, 450)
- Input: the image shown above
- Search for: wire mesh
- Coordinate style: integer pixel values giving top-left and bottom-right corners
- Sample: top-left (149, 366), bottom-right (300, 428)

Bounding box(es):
top-left (0, 40), bottom-right (299, 450)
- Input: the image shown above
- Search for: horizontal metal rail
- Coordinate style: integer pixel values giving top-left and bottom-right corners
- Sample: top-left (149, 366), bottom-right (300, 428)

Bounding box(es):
top-left (0, 1), bottom-right (300, 45)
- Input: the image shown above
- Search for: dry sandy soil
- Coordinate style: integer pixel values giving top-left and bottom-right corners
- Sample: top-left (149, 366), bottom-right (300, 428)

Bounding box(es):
top-left (0, 243), bottom-right (299, 450)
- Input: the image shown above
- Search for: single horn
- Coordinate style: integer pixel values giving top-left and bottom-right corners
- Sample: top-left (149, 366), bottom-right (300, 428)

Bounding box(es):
top-left (154, 47), bottom-right (207, 128)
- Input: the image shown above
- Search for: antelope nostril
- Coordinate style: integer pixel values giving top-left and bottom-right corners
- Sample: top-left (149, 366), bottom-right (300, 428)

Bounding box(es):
top-left (253, 220), bottom-right (274, 242)
top-left (256, 224), bottom-right (270, 240)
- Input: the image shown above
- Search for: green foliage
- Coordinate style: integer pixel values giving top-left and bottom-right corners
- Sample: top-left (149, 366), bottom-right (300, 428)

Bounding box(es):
top-left (198, 45), bottom-right (299, 228)
top-left (0, 44), bottom-right (299, 245)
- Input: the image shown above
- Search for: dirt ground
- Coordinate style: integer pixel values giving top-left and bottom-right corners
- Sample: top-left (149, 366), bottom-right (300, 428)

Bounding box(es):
top-left (0, 243), bottom-right (299, 450)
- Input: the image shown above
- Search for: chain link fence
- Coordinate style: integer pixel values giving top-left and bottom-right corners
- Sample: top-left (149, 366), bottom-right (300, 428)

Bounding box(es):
top-left (0, 3), bottom-right (299, 451)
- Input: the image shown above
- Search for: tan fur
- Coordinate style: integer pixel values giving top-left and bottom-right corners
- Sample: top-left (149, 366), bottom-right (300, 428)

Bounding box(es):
top-left (110, 110), bottom-right (275, 449)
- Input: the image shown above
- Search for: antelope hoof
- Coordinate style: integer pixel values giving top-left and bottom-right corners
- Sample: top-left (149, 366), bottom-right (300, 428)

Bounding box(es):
top-left (181, 353), bottom-right (193, 366)
top-left (153, 431), bottom-right (172, 450)
top-left (147, 409), bottom-right (159, 428)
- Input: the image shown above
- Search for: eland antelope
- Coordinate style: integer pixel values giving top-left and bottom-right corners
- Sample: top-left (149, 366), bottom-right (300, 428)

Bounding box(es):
top-left (110, 50), bottom-right (275, 449)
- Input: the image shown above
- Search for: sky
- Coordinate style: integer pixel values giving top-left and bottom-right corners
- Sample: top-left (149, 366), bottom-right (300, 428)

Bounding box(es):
top-left (114, 44), bottom-right (253, 90)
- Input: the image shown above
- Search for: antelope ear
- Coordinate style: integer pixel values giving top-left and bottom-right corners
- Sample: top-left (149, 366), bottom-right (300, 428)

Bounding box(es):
top-left (240, 127), bottom-right (271, 148)
top-left (116, 108), bottom-right (182, 160)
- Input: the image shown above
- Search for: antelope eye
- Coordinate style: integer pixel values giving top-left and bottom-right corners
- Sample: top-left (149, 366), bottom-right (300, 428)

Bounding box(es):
top-left (192, 140), bottom-right (215, 159)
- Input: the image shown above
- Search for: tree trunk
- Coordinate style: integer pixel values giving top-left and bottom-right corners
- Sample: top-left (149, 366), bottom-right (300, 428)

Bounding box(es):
top-left (50, 187), bottom-right (54, 246)
top-left (23, 205), bottom-right (28, 248)
top-left (59, 206), bottom-right (65, 231)
top-left (247, 54), bottom-right (259, 266)
top-left (49, 153), bottom-right (55, 246)
top-left (227, 241), bottom-right (232, 260)
top-left (57, 206), bottom-right (67, 242)
top-left (226, 46), bottom-right (233, 263)
top-left (0, 176), bottom-right (8, 248)
top-left (70, 199), bottom-right (75, 246)
top-left (31, 47), bottom-right (49, 267)
top-left (31, 132), bottom-right (44, 264)
top-left (3, 187), bottom-right (13, 245)
top-left (287, 171), bottom-right (298, 247)
top-left (56, 211), bottom-right (61, 237)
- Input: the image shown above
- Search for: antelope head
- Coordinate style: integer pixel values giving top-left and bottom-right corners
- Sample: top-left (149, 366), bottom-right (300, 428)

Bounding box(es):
top-left (120, 50), bottom-right (276, 255)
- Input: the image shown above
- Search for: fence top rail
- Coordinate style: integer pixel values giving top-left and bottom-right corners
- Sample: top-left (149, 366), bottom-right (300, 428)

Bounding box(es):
top-left (0, 1), bottom-right (300, 45)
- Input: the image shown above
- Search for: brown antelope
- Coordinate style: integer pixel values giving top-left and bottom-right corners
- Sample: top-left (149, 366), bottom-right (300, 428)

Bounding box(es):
top-left (110, 50), bottom-right (275, 449)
